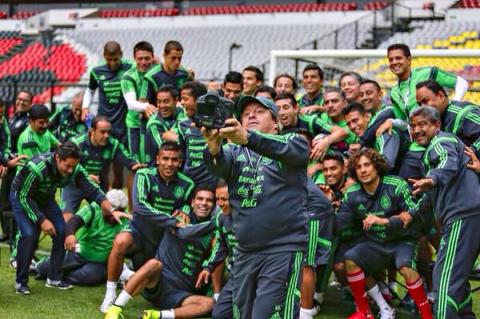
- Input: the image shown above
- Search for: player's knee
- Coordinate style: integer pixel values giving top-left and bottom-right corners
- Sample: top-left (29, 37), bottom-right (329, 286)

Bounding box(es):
top-left (398, 266), bottom-right (419, 282)
top-left (345, 259), bottom-right (360, 273)
top-left (112, 233), bottom-right (132, 253)
top-left (144, 259), bottom-right (162, 275)
top-left (201, 296), bottom-right (215, 311)
top-left (334, 262), bottom-right (345, 273)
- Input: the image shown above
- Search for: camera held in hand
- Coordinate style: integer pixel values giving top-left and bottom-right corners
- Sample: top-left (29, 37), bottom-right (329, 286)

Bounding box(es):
top-left (194, 93), bottom-right (234, 129)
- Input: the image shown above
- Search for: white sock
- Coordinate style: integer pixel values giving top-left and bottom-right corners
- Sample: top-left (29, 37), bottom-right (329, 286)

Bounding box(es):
top-left (299, 307), bottom-right (314, 319)
top-left (120, 264), bottom-right (135, 281)
top-left (106, 281), bottom-right (117, 296)
top-left (114, 290), bottom-right (132, 307)
top-left (314, 292), bottom-right (324, 304)
top-left (368, 285), bottom-right (391, 310)
top-left (161, 309), bottom-right (175, 319)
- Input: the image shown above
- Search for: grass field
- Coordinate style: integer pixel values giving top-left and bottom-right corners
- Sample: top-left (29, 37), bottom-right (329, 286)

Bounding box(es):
top-left (0, 243), bottom-right (478, 318)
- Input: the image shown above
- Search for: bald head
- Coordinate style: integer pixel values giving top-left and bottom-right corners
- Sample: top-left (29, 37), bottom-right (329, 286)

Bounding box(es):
top-left (103, 41), bottom-right (123, 71)
top-left (103, 41), bottom-right (122, 56)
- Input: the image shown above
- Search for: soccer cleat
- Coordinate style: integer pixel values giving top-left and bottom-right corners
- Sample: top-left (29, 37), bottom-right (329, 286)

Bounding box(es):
top-left (45, 278), bottom-right (73, 290)
top-left (379, 306), bottom-right (395, 319)
top-left (142, 310), bottom-right (161, 319)
top-left (100, 294), bottom-right (117, 313)
top-left (15, 283), bottom-right (31, 295)
top-left (347, 311), bottom-right (375, 319)
top-left (104, 305), bottom-right (124, 319)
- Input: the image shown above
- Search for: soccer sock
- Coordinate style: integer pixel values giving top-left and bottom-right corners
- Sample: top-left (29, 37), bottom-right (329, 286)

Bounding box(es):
top-left (114, 290), bottom-right (132, 307)
top-left (367, 285), bottom-right (391, 310)
top-left (299, 307), bottom-right (315, 319)
top-left (160, 309), bottom-right (175, 319)
top-left (106, 281), bottom-right (117, 296)
top-left (347, 270), bottom-right (372, 315)
top-left (120, 264), bottom-right (135, 282)
top-left (314, 292), bottom-right (324, 304)
top-left (406, 277), bottom-right (433, 319)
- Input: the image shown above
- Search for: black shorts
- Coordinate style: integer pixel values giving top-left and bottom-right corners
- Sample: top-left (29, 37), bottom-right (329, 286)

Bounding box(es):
top-left (305, 216), bottom-right (334, 267)
top-left (143, 271), bottom-right (192, 309)
top-left (344, 240), bottom-right (417, 275)
top-left (334, 239), bottom-right (360, 264)
top-left (122, 222), bottom-right (158, 270)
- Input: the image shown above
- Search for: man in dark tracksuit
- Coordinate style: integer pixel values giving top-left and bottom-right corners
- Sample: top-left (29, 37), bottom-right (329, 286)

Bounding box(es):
top-left (416, 79), bottom-right (480, 157)
top-left (63, 116), bottom-right (140, 220)
top-left (142, 40), bottom-right (192, 106)
top-left (203, 95), bottom-right (308, 319)
top-left (48, 92), bottom-right (87, 143)
top-left (0, 91), bottom-right (32, 240)
top-left (100, 141), bottom-right (195, 313)
top-left (300, 177), bottom-right (335, 319)
top-left (10, 142), bottom-right (120, 294)
top-left (275, 92), bottom-right (350, 158)
top-left (104, 187), bottom-right (217, 319)
top-left (408, 106), bottom-right (480, 319)
top-left (145, 85), bottom-right (185, 165)
top-left (337, 148), bottom-right (432, 319)
top-left (344, 102), bottom-right (411, 176)
top-left (173, 81), bottom-right (218, 189)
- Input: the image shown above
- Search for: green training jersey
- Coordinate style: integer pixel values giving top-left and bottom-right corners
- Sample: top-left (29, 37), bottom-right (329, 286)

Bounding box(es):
top-left (17, 126), bottom-right (59, 163)
top-left (390, 66), bottom-right (457, 121)
top-left (75, 202), bottom-right (128, 263)
top-left (121, 66), bottom-right (149, 128)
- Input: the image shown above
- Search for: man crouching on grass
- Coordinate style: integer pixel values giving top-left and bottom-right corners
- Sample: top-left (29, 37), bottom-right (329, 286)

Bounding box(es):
top-left (11, 141), bottom-right (123, 295)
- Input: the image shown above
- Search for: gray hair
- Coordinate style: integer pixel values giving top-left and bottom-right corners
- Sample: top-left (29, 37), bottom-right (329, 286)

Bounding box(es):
top-left (410, 106), bottom-right (440, 123)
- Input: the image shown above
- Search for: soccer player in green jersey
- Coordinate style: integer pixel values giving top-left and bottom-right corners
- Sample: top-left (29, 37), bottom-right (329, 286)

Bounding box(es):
top-left (298, 64), bottom-right (326, 116)
top-left (143, 41), bottom-right (193, 105)
top-left (339, 71), bottom-right (363, 103)
top-left (36, 189), bottom-right (131, 286)
top-left (387, 43), bottom-right (468, 122)
top-left (17, 104), bottom-right (59, 161)
top-left (242, 65), bottom-right (263, 96)
top-left (121, 41), bottom-right (157, 164)
top-left (82, 41), bottom-right (134, 189)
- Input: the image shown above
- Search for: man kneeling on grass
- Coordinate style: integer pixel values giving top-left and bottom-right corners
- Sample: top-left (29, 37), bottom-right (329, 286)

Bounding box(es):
top-left (36, 189), bottom-right (131, 286)
top-left (105, 186), bottom-right (217, 319)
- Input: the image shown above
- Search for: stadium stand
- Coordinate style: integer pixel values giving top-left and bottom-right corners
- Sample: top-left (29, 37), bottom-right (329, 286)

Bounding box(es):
top-left (58, 22), bottom-right (371, 81)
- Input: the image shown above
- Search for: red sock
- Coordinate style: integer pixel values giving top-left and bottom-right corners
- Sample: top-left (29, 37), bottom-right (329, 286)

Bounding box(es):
top-left (407, 277), bottom-right (433, 319)
top-left (347, 270), bottom-right (371, 315)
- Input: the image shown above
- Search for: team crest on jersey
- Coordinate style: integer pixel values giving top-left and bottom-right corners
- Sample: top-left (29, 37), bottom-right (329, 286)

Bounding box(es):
top-left (357, 203), bottom-right (366, 211)
top-left (237, 154), bottom-right (246, 162)
top-left (152, 185), bottom-right (159, 192)
top-left (261, 157), bottom-right (273, 165)
top-left (380, 195), bottom-right (391, 209)
top-left (173, 186), bottom-right (184, 199)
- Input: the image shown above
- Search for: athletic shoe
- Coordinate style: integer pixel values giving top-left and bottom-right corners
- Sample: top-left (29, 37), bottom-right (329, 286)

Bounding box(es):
top-left (347, 311), bottom-right (375, 319)
top-left (104, 305), bottom-right (124, 319)
top-left (45, 278), bottom-right (73, 290)
top-left (100, 294), bottom-right (117, 313)
top-left (379, 306), bottom-right (395, 319)
top-left (142, 310), bottom-right (161, 319)
top-left (15, 283), bottom-right (31, 295)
